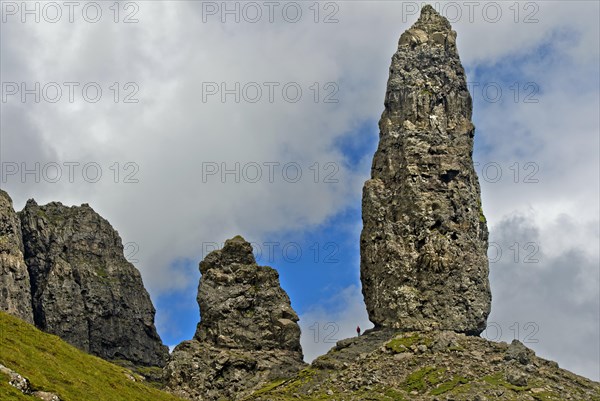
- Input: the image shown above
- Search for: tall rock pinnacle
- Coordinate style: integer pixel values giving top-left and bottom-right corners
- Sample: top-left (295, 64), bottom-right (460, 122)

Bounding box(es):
top-left (360, 5), bottom-right (491, 334)
top-left (19, 199), bottom-right (169, 366)
top-left (164, 236), bottom-right (305, 401)
top-left (0, 190), bottom-right (34, 324)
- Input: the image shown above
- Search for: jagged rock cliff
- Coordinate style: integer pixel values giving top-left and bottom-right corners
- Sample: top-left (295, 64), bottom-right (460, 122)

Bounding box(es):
top-left (18, 199), bottom-right (168, 367)
top-left (0, 190), bottom-right (33, 324)
top-left (164, 236), bottom-right (305, 401)
top-left (360, 4), bottom-right (491, 334)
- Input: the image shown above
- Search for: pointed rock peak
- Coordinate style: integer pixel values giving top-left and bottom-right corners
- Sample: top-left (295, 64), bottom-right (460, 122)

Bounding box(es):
top-left (399, 5), bottom-right (456, 50)
top-left (415, 4), bottom-right (451, 31)
top-left (0, 189), bottom-right (12, 202)
top-left (224, 234), bottom-right (251, 249)
top-left (194, 237), bottom-right (301, 351)
top-left (201, 235), bottom-right (256, 274)
top-left (222, 235), bottom-right (256, 264)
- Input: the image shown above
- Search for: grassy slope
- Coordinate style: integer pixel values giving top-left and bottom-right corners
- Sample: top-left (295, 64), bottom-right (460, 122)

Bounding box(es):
top-left (0, 312), bottom-right (184, 401)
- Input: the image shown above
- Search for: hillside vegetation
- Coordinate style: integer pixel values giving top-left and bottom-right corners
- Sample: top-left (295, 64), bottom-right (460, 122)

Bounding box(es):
top-left (0, 312), bottom-right (184, 401)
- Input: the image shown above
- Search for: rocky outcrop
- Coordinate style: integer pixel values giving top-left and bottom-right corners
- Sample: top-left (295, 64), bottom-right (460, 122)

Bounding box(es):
top-left (0, 190), bottom-right (34, 324)
top-left (247, 328), bottom-right (600, 400)
top-left (19, 199), bottom-right (168, 367)
top-left (0, 363), bottom-right (62, 401)
top-left (164, 236), bottom-right (305, 401)
top-left (360, 5), bottom-right (491, 334)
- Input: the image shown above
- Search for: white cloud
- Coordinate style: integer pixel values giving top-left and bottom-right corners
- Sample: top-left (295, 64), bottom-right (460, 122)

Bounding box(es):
top-left (486, 213), bottom-right (599, 380)
top-left (299, 285), bottom-right (373, 363)
top-left (4, 1), bottom-right (597, 294)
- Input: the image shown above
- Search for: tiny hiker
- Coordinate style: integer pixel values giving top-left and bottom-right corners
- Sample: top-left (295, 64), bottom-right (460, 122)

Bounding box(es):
top-left (356, 325), bottom-right (361, 336)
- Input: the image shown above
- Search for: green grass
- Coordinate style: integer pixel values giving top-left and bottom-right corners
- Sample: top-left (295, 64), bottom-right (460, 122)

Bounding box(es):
top-left (402, 366), bottom-right (445, 393)
top-left (478, 201), bottom-right (487, 224)
top-left (249, 378), bottom-right (287, 397)
top-left (0, 311), bottom-right (184, 401)
top-left (482, 372), bottom-right (529, 392)
top-left (382, 387), bottom-right (408, 400)
top-left (385, 333), bottom-right (432, 353)
top-left (531, 391), bottom-right (562, 401)
top-left (430, 376), bottom-right (469, 395)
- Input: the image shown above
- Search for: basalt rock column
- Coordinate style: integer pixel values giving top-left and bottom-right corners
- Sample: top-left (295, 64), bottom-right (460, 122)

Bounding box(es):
top-left (360, 5), bottom-right (491, 335)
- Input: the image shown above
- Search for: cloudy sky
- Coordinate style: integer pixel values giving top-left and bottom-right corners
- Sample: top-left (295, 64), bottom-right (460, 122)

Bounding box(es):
top-left (1, 0), bottom-right (598, 381)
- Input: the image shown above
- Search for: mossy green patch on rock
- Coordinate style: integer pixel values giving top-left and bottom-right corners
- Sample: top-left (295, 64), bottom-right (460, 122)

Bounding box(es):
top-left (0, 236), bottom-right (14, 250)
top-left (430, 375), bottom-right (469, 395)
top-left (382, 387), bottom-right (407, 400)
top-left (385, 332), bottom-right (432, 353)
top-left (402, 366), bottom-right (445, 393)
top-left (247, 367), bottom-right (318, 399)
top-left (483, 372), bottom-right (529, 392)
top-left (530, 390), bottom-right (562, 401)
top-left (479, 209), bottom-right (487, 223)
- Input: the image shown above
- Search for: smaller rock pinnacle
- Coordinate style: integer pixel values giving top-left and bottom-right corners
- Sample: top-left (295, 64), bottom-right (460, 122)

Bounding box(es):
top-left (165, 236), bottom-right (305, 401)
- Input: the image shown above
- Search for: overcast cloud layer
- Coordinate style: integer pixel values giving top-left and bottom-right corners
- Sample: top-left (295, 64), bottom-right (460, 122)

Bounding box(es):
top-left (1, 1), bottom-right (598, 381)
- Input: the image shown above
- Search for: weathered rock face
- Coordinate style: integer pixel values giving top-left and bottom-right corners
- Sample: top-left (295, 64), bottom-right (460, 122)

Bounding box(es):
top-left (19, 199), bottom-right (168, 367)
top-left (0, 190), bottom-right (34, 324)
top-left (195, 236), bottom-right (302, 352)
top-left (164, 236), bottom-right (305, 401)
top-left (360, 5), bottom-right (491, 334)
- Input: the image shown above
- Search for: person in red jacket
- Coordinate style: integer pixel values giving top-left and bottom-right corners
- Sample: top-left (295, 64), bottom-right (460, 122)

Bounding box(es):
top-left (356, 325), bottom-right (361, 336)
